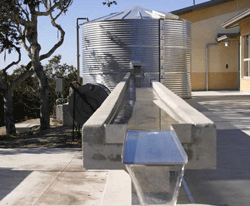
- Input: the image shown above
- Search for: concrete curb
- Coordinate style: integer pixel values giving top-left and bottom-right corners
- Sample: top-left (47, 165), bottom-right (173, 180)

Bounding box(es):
top-left (101, 170), bottom-right (131, 205)
top-left (152, 81), bottom-right (214, 126)
top-left (152, 82), bottom-right (217, 169)
top-left (82, 73), bottom-right (131, 169)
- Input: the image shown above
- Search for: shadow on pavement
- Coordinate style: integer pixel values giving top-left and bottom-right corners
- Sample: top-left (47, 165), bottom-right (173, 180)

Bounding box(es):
top-left (184, 129), bottom-right (250, 206)
top-left (0, 168), bottom-right (32, 201)
top-left (0, 148), bottom-right (81, 155)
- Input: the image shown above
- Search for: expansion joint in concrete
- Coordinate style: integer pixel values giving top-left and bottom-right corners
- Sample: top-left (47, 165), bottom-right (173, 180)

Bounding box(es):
top-left (32, 151), bottom-right (80, 205)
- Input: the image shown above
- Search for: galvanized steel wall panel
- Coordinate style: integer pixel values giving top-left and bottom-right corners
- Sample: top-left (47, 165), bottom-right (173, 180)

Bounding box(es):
top-left (160, 19), bottom-right (191, 98)
top-left (82, 20), bottom-right (160, 90)
top-left (81, 17), bottom-right (191, 98)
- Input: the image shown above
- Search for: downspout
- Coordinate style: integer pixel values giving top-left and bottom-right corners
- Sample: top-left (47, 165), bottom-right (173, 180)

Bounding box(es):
top-left (76, 18), bottom-right (89, 83)
top-left (205, 42), bottom-right (218, 91)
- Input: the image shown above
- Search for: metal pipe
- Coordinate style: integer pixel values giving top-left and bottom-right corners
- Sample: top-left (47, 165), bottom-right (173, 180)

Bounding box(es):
top-left (205, 42), bottom-right (218, 91)
top-left (76, 18), bottom-right (89, 83)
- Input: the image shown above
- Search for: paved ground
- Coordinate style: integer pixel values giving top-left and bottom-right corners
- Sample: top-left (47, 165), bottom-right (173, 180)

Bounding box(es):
top-left (184, 91), bottom-right (250, 206)
top-left (0, 148), bottom-right (108, 205)
top-left (0, 91), bottom-right (249, 206)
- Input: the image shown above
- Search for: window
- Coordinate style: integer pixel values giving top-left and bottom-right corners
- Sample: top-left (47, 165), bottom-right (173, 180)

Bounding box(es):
top-left (243, 35), bottom-right (250, 77)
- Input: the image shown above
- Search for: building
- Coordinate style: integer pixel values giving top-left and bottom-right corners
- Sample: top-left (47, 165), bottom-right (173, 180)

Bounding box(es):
top-left (222, 7), bottom-right (250, 92)
top-left (172, 0), bottom-right (250, 91)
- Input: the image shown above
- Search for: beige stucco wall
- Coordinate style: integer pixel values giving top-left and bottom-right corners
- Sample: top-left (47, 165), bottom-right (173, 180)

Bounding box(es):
top-left (179, 0), bottom-right (250, 23)
top-left (239, 16), bottom-right (250, 92)
top-left (240, 79), bottom-right (250, 92)
top-left (240, 17), bottom-right (250, 36)
top-left (209, 40), bottom-right (239, 90)
top-left (176, 0), bottom-right (250, 91)
top-left (189, 11), bottom-right (241, 90)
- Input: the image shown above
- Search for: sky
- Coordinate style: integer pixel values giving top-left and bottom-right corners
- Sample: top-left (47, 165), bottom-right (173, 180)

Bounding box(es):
top-left (0, 0), bottom-right (209, 74)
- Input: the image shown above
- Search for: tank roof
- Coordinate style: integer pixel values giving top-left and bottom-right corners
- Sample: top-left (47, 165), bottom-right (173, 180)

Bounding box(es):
top-left (90, 6), bottom-right (179, 22)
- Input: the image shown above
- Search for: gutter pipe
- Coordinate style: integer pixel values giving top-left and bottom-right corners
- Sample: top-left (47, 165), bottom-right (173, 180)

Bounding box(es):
top-left (76, 18), bottom-right (89, 83)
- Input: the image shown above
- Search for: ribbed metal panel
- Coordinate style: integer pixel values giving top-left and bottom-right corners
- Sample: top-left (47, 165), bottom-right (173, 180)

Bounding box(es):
top-left (82, 19), bottom-right (160, 90)
top-left (81, 7), bottom-right (191, 98)
top-left (160, 19), bottom-right (191, 98)
top-left (161, 72), bottom-right (191, 98)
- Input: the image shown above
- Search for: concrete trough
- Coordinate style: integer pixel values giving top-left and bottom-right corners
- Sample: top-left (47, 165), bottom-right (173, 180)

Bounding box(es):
top-left (152, 81), bottom-right (217, 169)
top-left (82, 73), bottom-right (131, 170)
top-left (81, 75), bottom-right (217, 205)
top-left (82, 76), bottom-right (216, 170)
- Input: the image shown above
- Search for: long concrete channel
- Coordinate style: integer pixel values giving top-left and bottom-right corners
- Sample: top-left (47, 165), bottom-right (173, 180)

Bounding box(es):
top-left (82, 72), bottom-right (217, 205)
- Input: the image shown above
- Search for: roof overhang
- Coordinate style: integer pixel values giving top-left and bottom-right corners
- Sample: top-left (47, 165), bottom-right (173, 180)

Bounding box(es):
top-left (172, 0), bottom-right (234, 16)
top-left (217, 33), bottom-right (240, 42)
top-left (222, 7), bottom-right (250, 29)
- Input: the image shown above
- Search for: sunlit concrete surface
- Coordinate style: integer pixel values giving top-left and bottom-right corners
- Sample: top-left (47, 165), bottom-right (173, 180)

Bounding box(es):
top-left (184, 91), bottom-right (250, 206)
top-left (188, 91), bottom-right (250, 134)
top-left (1, 91), bottom-right (250, 206)
top-left (0, 148), bottom-right (108, 205)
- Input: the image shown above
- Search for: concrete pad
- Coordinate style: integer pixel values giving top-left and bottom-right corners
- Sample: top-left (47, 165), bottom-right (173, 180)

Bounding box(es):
top-left (0, 148), bottom-right (108, 206)
top-left (35, 171), bottom-right (107, 205)
top-left (0, 148), bottom-right (80, 171)
top-left (192, 90), bottom-right (250, 97)
top-left (101, 170), bottom-right (131, 205)
top-left (15, 123), bottom-right (40, 133)
top-left (184, 93), bottom-right (250, 206)
top-left (0, 171), bottom-right (60, 205)
top-left (241, 129), bottom-right (250, 136)
top-left (177, 205), bottom-right (220, 206)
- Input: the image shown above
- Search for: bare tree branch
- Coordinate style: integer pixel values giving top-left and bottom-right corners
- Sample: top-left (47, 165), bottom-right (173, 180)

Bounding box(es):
top-left (39, 15), bottom-right (65, 61)
top-left (54, 0), bottom-right (72, 20)
top-left (15, 0), bottom-right (30, 21)
top-left (53, 8), bottom-right (64, 21)
top-left (35, 1), bottom-right (62, 16)
top-left (20, 28), bottom-right (31, 56)
top-left (2, 46), bottom-right (21, 72)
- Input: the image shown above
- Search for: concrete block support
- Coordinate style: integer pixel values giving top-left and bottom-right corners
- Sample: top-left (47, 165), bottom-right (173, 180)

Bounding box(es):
top-left (56, 103), bottom-right (73, 126)
top-left (152, 81), bottom-right (217, 169)
top-left (82, 73), bottom-right (131, 169)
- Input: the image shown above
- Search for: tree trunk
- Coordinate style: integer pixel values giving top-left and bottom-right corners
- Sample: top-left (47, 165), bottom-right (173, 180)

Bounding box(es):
top-left (36, 64), bottom-right (50, 130)
top-left (4, 88), bottom-right (16, 135)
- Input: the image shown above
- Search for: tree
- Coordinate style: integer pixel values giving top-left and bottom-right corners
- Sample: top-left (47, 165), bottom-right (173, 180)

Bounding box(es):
top-left (0, 4), bottom-right (34, 134)
top-left (10, 55), bottom-right (77, 123)
top-left (0, 65), bottom-right (34, 135)
top-left (102, 0), bottom-right (117, 7)
top-left (11, 66), bottom-right (39, 122)
top-left (44, 54), bottom-right (77, 100)
top-left (0, 0), bottom-right (74, 131)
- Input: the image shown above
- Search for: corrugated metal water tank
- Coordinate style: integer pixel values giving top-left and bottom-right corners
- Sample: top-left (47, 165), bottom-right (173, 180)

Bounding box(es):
top-left (81, 7), bottom-right (191, 98)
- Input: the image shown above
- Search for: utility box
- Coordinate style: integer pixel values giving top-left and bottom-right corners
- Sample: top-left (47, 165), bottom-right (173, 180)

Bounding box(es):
top-left (56, 103), bottom-right (73, 126)
top-left (123, 130), bottom-right (188, 206)
top-left (55, 78), bottom-right (63, 93)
